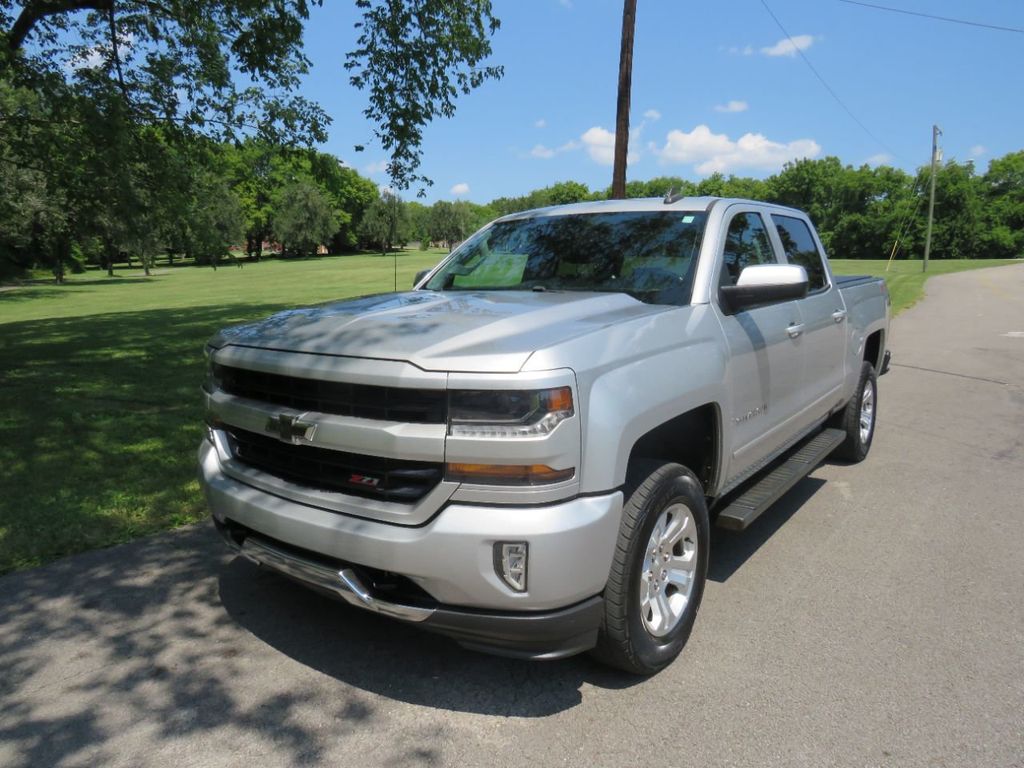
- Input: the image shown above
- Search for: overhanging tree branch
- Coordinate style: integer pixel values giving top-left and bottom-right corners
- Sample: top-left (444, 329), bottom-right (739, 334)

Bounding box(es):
top-left (8, 0), bottom-right (113, 52)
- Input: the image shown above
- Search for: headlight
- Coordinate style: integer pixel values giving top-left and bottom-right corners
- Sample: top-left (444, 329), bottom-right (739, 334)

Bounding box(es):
top-left (448, 387), bottom-right (574, 438)
top-left (203, 346), bottom-right (223, 394)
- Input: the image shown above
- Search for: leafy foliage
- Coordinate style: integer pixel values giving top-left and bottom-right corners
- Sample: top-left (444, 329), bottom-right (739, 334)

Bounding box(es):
top-left (0, 0), bottom-right (502, 278)
top-left (2, 0), bottom-right (329, 145)
top-left (346, 0), bottom-right (502, 192)
top-left (274, 179), bottom-right (339, 257)
top-left (359, 190), bottom-right (409, 256)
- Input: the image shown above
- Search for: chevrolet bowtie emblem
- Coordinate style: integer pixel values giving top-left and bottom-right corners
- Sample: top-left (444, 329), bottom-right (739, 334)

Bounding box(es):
top-left (265, 413), bottom-right (318, 444)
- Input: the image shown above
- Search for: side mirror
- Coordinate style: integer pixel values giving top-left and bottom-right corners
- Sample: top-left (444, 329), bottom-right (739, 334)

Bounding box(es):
top-left (719, 264), bottom-right (808, 315)
top-left (413, 269), bottom-right (431, 288)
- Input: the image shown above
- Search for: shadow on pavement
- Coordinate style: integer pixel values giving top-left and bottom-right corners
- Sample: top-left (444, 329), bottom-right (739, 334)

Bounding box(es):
top-left (0, 471), bottom-right (831, 766)
top-left (218, 555), bottom-right (642, 719)
top-left (709, 476), bottom-right (827, 582)
top-left (0, 521), bottom-right (643, 768)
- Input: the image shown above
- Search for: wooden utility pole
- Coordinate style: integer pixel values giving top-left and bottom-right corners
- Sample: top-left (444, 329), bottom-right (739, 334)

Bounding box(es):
top-left (922, 124), bottom-right (942, 273)
top-left (611, 0), bottom-right (637, 199)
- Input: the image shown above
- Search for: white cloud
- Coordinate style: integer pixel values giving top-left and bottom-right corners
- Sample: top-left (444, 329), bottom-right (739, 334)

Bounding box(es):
top-left (714, 100), bottom-right (748, 113)
top-left (581, 127), bottom-right (616, 165)
top-left (727, 45), bottom-right (755, 56)
top-left (652, 124), bottom-right (820, 174)
top-left (969, 145), bottom-right (987, 158)
top-left (526, 140), bottom-right (579, 160)
top-left (644, 109), bottom-right (662, 121)
top-left (866, 153), bottom-right (892, 166)
top-left (559, 0), bottom-right (572, 7)
top-left (580, 126), bottom-right (639, 166)
top-left (534, 118), bottom-right (547, 128)
top-left (761, 34), bottom-right (815, 57)
top-left (364, 159), bottom-right (388, 175)
top-left (450, 182), bottom-right (470, 196)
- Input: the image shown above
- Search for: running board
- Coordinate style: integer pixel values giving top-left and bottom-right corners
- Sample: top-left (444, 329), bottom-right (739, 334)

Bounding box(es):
top-left (716, 428), bottom-right (846, 531)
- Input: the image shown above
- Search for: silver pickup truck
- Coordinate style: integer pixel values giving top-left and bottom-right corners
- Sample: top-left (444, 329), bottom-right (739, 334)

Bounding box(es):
top-left (199, 196), bottom-right (890, 674)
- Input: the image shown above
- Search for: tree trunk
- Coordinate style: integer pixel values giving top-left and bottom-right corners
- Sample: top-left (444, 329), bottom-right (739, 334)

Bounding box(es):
top-left (611, 0), bottom-right (637, 200)
top-left (102, 236), bottom-right (115, 276)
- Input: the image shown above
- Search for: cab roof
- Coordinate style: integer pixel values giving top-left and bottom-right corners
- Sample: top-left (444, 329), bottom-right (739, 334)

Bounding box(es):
top-left (497, 196), bottom-right (807, 222)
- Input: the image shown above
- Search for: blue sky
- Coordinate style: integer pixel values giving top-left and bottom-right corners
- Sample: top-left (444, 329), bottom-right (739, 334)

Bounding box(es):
top-left (300, 0), bottom-right (1024, 203)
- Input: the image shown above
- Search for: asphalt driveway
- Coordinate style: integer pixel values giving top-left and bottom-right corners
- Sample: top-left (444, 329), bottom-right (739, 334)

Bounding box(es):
top-left (2, 264), bottom-right (1022, 767)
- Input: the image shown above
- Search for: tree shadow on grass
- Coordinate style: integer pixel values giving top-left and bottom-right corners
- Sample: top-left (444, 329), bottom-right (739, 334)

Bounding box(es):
top-left (0, 277), bottom-right (158, 299)
top-left (0, 303), bottom-right (290, 573)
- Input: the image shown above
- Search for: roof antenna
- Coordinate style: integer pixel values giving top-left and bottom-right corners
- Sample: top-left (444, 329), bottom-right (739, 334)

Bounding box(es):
top-left (663, 187), bottom-right (685, 204)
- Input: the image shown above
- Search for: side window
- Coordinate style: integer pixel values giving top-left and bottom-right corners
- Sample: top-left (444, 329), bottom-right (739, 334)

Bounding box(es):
top-left (719, 212), bottom-right (776, 287)
top-left (772, 215), bottom-right (828, 292)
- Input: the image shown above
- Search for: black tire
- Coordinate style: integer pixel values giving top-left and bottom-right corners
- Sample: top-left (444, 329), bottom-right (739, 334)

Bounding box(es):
top-left (830, 360), bottom-right (878, 462)
top-left (590, 461), bottom-right (710, 675)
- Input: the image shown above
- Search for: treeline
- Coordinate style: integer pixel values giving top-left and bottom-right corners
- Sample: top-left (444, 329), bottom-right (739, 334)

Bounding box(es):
top-left (4, 98), bottom-right (1022, 283)
top-left (355, 151), bottom-right (1024, 263)
top-left (0, 80), bottom-right (388, 281)
top-left (484, 153), bottom-right (1024, 262)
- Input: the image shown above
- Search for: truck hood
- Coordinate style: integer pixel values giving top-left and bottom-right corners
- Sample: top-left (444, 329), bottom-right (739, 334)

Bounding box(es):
top-left (211, 290), bottom-right (670, 372)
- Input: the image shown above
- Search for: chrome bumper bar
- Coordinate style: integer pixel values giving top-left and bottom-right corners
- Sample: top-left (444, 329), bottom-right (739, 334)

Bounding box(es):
top-left (230, 533), bottom-right (435, 623)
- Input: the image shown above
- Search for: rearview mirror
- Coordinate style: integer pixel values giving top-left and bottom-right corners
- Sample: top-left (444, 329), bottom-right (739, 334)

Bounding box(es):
top-left (413, 269), bottom-right (430, 288)
top-left (719, 264), bottom-right (808, 315)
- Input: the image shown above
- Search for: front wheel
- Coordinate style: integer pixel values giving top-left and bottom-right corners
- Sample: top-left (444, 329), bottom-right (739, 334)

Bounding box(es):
top-left (591, 461), bottom-right (709, 675)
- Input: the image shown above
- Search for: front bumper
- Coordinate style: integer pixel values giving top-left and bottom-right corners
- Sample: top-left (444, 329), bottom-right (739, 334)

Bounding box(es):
top-left (199, 438), bottom-right (621, 658)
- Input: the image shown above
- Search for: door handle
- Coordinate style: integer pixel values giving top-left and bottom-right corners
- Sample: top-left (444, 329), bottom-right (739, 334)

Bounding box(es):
top-left (832, 309), bottom-right (847, 323)
top-left (786, 323), bottom-right (805, 339)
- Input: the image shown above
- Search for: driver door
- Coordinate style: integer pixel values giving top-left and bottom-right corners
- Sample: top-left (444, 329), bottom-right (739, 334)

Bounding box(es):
top-left (715, 208), bottom-right (806, 482)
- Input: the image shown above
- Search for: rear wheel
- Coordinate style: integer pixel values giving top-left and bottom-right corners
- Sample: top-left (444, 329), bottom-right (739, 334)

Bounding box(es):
top-left (591, 461), bottom-right (709, 675)
top-left (831, 361), bottom-right (878, 462)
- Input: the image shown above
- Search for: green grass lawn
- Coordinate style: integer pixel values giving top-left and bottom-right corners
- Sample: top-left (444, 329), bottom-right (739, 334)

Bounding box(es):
top-left (0, 251), bottom-right (445, 574)
top-left (0, 252), bottom-right (1018, 574)
top-left (829, 258), bottom-right (1021, 314)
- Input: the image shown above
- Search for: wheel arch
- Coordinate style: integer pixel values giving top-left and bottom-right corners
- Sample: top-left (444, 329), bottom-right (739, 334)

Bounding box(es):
top-left (625, 403), bottom-right (722, 495)
top-left (864, 329), bottom-right (885, 370)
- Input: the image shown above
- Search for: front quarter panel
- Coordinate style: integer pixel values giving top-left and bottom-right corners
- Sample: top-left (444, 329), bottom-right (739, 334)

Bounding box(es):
top-left (525, 304), bottom-right (726, 494)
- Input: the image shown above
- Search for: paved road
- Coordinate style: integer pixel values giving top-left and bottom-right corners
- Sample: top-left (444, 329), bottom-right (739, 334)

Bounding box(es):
top-left (2, 265), bottom-right (1023, 768)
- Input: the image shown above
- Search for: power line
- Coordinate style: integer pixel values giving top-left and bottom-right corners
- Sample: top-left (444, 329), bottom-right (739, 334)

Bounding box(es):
top-left (838, 0), bottom-right (1024, 35)
top-left (758, 0), bottom-right (898, 160)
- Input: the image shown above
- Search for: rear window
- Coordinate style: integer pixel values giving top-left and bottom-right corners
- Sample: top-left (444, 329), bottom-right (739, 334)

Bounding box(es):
top-left (772, 215), bottom-right (828, 292)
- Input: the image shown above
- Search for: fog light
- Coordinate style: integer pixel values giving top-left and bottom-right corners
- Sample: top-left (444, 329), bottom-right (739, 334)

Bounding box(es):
top-left (494, 542), bottom-right (528, 592)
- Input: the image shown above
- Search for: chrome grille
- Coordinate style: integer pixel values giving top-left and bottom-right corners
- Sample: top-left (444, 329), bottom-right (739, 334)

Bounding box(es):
top-left (215, 364), bottom-right (446, 424)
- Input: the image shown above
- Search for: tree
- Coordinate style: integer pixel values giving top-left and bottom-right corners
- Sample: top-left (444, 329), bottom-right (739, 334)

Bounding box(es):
top-left (546, 181), bottom-right (591, 206)
top-left (406, 201), bottom-right (432, 249)
top-left (307, 153), bottom-right (379, 251)
top-left (346, 0), bottom-right (503, 191)
top-left (359, 191), bottom-right (409, 256)
top-left (428, 201), bottom-right (473, 250)
top-left (0, 0), bottom-right (502, 277)
top-left (981, 151), bottom-right (1024, 259)
top-left (2, 1), bottom-right (328, 146)
top-left (274, 180), bottom-right (338, 257)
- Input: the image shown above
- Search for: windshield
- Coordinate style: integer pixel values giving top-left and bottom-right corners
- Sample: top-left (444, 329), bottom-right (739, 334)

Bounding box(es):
top-left (423, 210), bottom-right (708, 306)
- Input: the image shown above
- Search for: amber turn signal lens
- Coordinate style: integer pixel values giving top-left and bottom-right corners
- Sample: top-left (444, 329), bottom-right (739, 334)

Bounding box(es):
top-left (545, 386), bottom-right (573, 413)
top-left (446, 463), bottom-right (575, 486)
